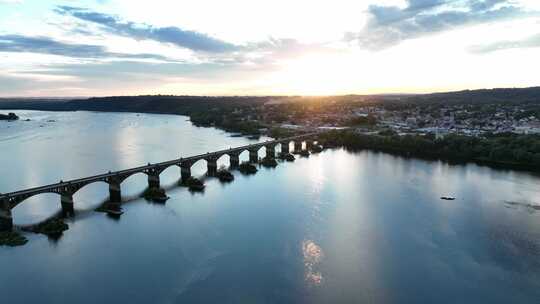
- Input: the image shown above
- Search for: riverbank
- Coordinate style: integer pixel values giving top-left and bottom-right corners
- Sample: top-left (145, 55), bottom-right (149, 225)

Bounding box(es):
top-left (318, 130), bottom-right (540, 172)
top-left (0, 97), bottom-right (270, 137)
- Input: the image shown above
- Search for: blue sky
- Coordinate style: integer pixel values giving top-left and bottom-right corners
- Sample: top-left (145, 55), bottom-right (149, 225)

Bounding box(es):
top-left (1, 0), bottom-right (539, 96)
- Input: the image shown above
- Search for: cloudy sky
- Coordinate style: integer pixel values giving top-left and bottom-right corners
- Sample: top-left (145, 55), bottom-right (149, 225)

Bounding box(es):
top-left (1, 0), bottom-right (539, 96)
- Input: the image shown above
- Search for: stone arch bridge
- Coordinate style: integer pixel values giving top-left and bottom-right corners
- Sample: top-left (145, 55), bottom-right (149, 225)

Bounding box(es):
top-left (0, 133), bottom-right (321, 231)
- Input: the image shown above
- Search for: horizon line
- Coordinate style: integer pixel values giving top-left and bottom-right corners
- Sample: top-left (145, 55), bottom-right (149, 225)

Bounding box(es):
top-left (0, 85), bottom-right (539, 100)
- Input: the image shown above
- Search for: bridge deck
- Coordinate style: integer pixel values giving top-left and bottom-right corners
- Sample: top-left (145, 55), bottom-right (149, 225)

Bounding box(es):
top-left (1, 133), bottom-right (319, 200)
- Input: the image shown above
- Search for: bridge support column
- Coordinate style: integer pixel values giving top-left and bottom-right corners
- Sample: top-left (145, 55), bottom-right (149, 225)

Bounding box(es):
top-left (292, 141), bottom-right (299, 152)
top-left (180, 163), bottom-right (191, 182)
top-left (265, 145), bottom-right (276, 159)
top-left (207, 158), bottom-right (218, 176)
top-left (281, 142), bottom-right (290, 154)
top-left (109, 182), bottom-right (122, 203)
top-left (61, 193), bottom-right (75, 217)
top-left (0, 201), bottom-right (13, 231)
top-left (148, 174), bottom-right (160, 189)
top-left (230, 154), bottom-right (240, 168)
top-left (249, 149), bottom-right (258, 163)
top-left (306, 140), bottom-right (314, 150)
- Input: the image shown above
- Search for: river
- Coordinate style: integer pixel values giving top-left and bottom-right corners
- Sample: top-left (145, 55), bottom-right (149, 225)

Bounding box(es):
top-left (1, 110), bottom-right (539, 303)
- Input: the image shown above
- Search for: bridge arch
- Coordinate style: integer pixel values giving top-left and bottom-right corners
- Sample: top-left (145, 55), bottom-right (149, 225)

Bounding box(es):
top-left (188, 158), bottom-right (208, 176)
top-left (187, 157), bottom-right (207, 167)
top-left (72, 180), bottom-right (110, 210)
top-left (235, 149), bottom-right (251, 164)
top-left (158, 164), bottom-right (182, 185)
top-left (8, 190), bottom-right (62, 210)
top-left (10, 192), bottom-right (62, 225)
top-left (117, 171), bottom-right (150, 197)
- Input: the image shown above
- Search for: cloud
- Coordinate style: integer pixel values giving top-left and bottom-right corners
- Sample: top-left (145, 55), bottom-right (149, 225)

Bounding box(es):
top-left (0, 34), bottom-right (176, 61)
top-left (0, 0), bottom-right (23, 4)
top-left (1, 58), bottom-right (269, 96)
top-left (346, 0), bottom-right (531, 50)
top-left (55, 6), bottom-right (239, 53)
top-left (468, 33), bottom-right (540, 53)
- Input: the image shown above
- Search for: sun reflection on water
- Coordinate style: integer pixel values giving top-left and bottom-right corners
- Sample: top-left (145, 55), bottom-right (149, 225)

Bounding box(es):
top-left (303, 239), bottom-right (324, 286)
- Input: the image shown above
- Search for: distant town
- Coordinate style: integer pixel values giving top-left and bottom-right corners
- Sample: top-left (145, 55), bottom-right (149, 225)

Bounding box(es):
top-left (260, 102), bottom-right (540, 137)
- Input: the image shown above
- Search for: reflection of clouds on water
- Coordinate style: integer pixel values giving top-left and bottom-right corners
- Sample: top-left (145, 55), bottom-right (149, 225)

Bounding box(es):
top-left (303, 239), bottom-right (324, 286)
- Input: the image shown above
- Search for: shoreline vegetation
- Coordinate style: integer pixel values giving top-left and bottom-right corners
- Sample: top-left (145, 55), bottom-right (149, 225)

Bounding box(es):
top-left (318, 130), bottom-right (540, 172)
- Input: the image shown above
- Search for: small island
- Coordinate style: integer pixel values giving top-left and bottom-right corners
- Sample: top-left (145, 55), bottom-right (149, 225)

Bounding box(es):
top-left (310, 144), bottom-right (323, 153)
top-left (261, 157), bottom-right (278, 168)
top-left (183, 177), bottom-right (206, 192)
top-left (217, 168), bottom-right (234, 182)
top-left (143, 187), bottom-right (169, 202)
top-left (0, 112), bottom-right (19, 121)
top-left (279, 153), bottom-right (295, 162)
top-left (0, 231), bottom-right (28, 247)
top-left (299, 150), bottom-right (310, 157)
top-left (239, 162), bottom-right (258, 174)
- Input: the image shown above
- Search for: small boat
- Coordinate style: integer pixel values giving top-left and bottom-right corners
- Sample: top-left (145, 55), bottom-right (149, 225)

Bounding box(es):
top-left (440, 196), bottom-right (456, 201)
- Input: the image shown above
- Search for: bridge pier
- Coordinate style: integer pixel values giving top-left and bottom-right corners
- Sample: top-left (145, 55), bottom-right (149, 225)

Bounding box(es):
top-left (281, 142), bottom-right (290, 154)
top-left (0, 201), bottom-right (13, 231)
top-left (265, 145), bottom-right (276, 159)
top-left (180, 163), bottom-right (191, 182)
top-left (148, 173), bottom-right (160, 189)
top-left (292, 141), bottom-right (300, 152)
top-left (109, 182), bottom-right (122, 203)
top-left (306, 140), bottom-right (314, 150)
top-left (249, 149), bottom-right (258, 163)
top-left (207, 158), bottom-right (218, 176)
top-left (60, 193), bottom-right (75, 217)
top-left (229, 153), bottom-right (240, 168)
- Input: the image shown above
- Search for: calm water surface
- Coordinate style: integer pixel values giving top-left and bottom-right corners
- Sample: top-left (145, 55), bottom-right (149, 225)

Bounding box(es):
top-left (1, 110), bottom-right (540, 303)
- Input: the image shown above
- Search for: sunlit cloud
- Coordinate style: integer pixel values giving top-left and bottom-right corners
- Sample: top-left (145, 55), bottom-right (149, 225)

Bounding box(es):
top-left (345, 0), bottom-right (533, 50)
